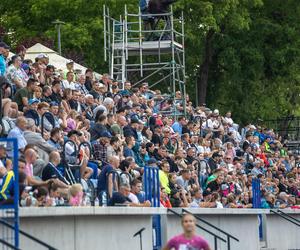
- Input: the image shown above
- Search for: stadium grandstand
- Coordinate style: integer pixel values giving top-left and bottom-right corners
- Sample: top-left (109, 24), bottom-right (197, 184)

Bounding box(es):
top-left (0, 1), bottom-right (299, 250)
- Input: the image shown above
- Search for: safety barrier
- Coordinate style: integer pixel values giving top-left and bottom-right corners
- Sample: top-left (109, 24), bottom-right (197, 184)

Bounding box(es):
top-left (0, 138), bottom-right (19, 249)
top-left (143, 166), bottom-right (161, 249)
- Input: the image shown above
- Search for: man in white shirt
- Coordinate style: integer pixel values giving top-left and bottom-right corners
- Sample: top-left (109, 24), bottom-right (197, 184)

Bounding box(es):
top-left (223, 111), bottom-right (234, 126)
top-left (128, 179), bottom-right (148, 204)
top-left (61, 71), bottom-right (76, 90)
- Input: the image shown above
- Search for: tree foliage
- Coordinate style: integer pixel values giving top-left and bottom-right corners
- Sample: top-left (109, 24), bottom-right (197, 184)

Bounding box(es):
top-left (1, 0), bottom-right (300, 124)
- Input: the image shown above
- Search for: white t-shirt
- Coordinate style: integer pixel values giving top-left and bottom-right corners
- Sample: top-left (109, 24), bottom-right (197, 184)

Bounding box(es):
top-left (224, 117), bottom-right (234, 126)
top-left (61, 80), bottom-right (76, 90)
top-left (128, 193), bottom-right (139, 204)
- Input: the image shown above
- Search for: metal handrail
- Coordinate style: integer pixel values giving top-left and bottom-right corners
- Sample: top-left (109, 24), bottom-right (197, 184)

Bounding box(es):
top-left (276, 209), bottom-right (300, 224)
top-left (0, 238), bottom-right (21, 250)
top-left (270, 210), bottom-right (300, 227)
top-left (182, 209), bottom-right (239, 250)
top-left (79, 141), bottom-right (92, 158)
top-left (0, 219), bottom-right (58, 250)
top-left (128, 12), bottom-right (173, 17)
top-left (167, 209), bottom-right (226, 250)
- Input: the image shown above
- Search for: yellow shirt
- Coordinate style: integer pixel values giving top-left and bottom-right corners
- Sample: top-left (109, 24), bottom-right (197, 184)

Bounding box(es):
top-left (159, 170), bottom-right (170, 194)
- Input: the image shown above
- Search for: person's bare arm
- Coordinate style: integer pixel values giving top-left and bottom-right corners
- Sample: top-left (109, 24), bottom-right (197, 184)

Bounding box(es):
top-left (52, 178), bottom-right (69, 189)
top-left (5, 159), bottom-right (13, 171)
top-left (59, 111), bottom-right (68, 129)
top-left (38, 68), bottom-right (45, 85)
top-left (129, 200), bottom-right (151, 207)
top-left (27, 176), bottom-right (49, 186)
top-left (108, 173), bottom-right (113, 198)
top-left (13, 78), bottom-right (23, 89)
top-left (162, 246), bottom-right (170, 250)
top-left (21, 97), bottom-right (28, 108)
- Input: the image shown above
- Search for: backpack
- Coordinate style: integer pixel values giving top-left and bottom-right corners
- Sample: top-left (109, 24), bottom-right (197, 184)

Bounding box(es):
top-left (0, 117), bottom-right (16, 137)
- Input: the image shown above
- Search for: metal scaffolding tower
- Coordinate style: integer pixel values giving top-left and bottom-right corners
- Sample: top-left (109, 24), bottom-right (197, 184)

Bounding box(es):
top-left (103, 5), bottom-right (187, 116)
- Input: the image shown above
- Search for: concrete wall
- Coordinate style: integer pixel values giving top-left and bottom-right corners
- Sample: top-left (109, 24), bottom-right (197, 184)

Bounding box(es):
top-left (15, 207), bottom-right (300, 250)
top-left (19, 207), bottom-right (156, 250)
top-left (265, 212), bottom-right (300, 250)
top-left (163, 209), bottom-right (262, 250)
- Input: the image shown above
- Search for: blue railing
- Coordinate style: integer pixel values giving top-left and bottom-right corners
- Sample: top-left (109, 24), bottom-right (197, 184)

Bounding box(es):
top-left (252, 178), bottom-right (261, 208)
top-left (0, 138), bottom-right (19, 248)
top-left (143, 166), bottom-right (160, 206)
top-left (252, 178), bottom-right (263, 241)
top-left (143, 166), bottom-right (161, 250)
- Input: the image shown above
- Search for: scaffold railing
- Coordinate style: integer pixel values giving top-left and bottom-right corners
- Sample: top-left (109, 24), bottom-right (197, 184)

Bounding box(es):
top-left (103, 4), bottom-right (187, 117)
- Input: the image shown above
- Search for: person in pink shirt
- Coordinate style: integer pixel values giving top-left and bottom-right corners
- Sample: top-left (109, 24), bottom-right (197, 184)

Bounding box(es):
top-left (163, 214), bottom-right (211, 250)
top-left (24, 148), bottom-right (49, 187)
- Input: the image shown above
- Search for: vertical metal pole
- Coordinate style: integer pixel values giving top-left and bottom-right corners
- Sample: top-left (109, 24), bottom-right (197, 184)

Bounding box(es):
top-left (156, 168), bottom-right (160, 207)
top-left (150, 169), bottom-right (153, 205)
top-left (125, 5), bottom-right (129, 61)
top-left (153, 168), bottom-right (156, 207)
top-left (57, 24), bottom-right (62, 55)
top-left (144, 167), bottom-right (148, 201)
top-left (214, 236), bottom-right (218, 250)
top-left (111, 20), bottom-right (115, 79)
top-left (121, 20), bottom-right (126, 89)
top-left (227, 235), bottom-right (231, 250)
top-left (124, 5), bottom-right (129, 83)
top-left (181, 11), bottom-right (187, 117)
top-left (103, 5), bottom-right (107, 62)
top-left (107, 8), bottom-right (111, 75)
top-left (170, 6), bottom-right (176, 119)
top-left (12, 139), bottom-right (19, 248)
top-left (144, 167), bottom-right (146, 200)
top-left (138, 7), bottom-right (143, 77)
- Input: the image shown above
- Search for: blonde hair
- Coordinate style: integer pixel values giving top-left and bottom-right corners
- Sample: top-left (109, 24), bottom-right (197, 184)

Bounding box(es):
top-left (68, 184), bottom-right (83, 197)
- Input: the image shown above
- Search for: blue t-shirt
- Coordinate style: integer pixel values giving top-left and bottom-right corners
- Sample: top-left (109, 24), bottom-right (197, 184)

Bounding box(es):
top-left (172, 122), bottom-right (182, 135)
top-left (124, 147), bottom-right (135, 158)
top-left (97, 164), bottom-right (113, 192)
top-left (0, 55), bottom-right (6, 76)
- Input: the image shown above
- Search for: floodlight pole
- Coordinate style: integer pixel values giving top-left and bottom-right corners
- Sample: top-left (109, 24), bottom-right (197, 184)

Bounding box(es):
top-left (52, 20), bottom-right (65, 55)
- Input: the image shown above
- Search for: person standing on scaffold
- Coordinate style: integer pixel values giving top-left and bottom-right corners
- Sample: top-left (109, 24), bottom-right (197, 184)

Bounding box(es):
top-left (140, 0), bottom-right (177, 40)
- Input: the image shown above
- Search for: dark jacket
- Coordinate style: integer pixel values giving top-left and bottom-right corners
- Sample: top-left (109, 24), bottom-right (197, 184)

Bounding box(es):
top-left (123, 125), bottom-right (138, 140)
top-left (148, 0), bottom-right (177, 14)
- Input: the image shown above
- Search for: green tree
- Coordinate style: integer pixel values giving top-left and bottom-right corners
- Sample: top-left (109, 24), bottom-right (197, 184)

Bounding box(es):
top-left (1, 0), bottom-right (300, 125)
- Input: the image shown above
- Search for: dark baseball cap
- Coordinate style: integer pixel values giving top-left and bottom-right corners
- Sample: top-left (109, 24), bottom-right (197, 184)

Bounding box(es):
top-left (50, 101), bottom-right (59, 107)
top-left (67, 130), bottom-right (82, 137)
top-left (0, 42), bottom-right (10, 49)
top-left (100, 131), bottom-right (112, 138)
top-left (203, 190), bottom-right (212, 197)
top-left (233, 157), bottom-right (242, 162)
top-left (147, 158), bottom-right (157, 165)
top-left (131, 118), bottom-right (142, 124)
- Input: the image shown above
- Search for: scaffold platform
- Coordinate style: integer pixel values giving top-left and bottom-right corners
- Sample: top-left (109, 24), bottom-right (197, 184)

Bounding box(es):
top-left (114, 40), bottom-right (183, 55)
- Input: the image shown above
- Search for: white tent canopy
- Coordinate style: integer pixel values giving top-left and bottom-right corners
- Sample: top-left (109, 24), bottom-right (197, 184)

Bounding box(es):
top-left (25, 43), bottom-right (101, 79)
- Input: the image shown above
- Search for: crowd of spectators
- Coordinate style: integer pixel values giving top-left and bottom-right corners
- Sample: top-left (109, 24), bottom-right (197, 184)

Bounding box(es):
top-left (0, 41), bottom-right (299, 209)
